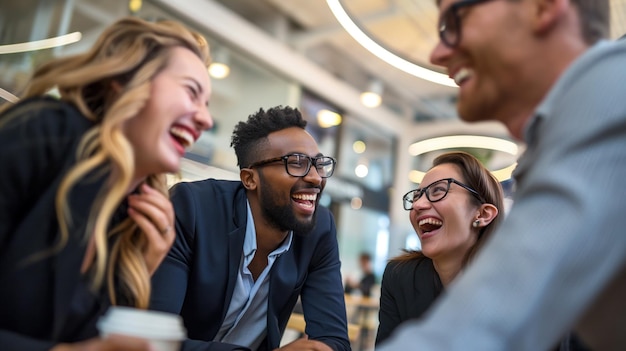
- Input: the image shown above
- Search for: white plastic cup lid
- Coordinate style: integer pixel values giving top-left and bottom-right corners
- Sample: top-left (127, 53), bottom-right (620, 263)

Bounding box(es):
top-left (97, 306), bottom-right (187, 341)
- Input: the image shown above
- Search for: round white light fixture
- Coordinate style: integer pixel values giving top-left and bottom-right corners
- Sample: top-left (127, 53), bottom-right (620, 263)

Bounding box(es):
top-left (326, 0), bottom-right (456, 87)
top-left (208, 62), bottom-right (230, 79)
top-left (352, 140), bottom-right (366, 154)
top-left (208, 48), bottom-right (231, 79)
top-left (409, 135), bottom-right (519, 156)
top-left (360, 91), bottom-right (382, 108)
top-left (360, 79), bottom-right (383, 108)
top-left (317, 109), bottom-right (343, 128)
top-left (355, 164), bottom-right (369, 178)
top-left (408, 135), bottom-right (520, 182)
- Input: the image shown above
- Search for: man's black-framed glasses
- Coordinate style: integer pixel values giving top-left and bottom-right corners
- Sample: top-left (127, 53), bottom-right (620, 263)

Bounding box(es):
top-left (248, 153), bottom-right (337, 178)
top-left (438, 0), bottom-right (498, 48)
top-left (402, 178), bottom-right (484, 210)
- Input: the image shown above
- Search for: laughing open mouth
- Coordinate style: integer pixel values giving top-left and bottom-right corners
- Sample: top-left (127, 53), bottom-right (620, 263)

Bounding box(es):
top-left (170, 126), bottom-right (195, 149)
top-left (418, 218), bottom-right (442, 234)
top-left (292, 193), bottom-right (317, 209)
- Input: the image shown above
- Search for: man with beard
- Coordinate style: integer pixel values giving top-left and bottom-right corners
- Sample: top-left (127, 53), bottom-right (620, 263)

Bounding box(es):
top-left (378, 1), bottom-right (625, 351)
top-left (150, 106), bottom-right (349, 351)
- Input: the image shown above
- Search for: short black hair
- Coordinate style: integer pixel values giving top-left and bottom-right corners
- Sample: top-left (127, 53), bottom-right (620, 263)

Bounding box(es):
top-left (230, 106), bottom-right (307, 169)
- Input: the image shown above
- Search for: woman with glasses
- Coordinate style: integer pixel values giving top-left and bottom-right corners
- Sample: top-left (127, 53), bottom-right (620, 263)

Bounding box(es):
top-left (376, 151), bottom-right (504, 346)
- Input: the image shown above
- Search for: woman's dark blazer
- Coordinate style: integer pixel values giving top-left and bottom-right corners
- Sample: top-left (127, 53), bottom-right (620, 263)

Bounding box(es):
top-left (376, 256), bottom-right (442, 346)
top-left (0, 97), bottom-right (117, 350)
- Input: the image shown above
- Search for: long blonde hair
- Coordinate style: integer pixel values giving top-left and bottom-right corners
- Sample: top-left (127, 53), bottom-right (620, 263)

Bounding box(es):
top-left (20, 17), bottom-right (210, 308)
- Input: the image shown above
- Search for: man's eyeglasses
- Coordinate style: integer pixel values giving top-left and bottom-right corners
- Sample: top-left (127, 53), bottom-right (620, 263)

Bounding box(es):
top-left (438, 0), bottom-right (498, 48)
top-left (402, 178), bottom-right (484, 210)
top-left (248, 153), bottom-right (337, 178)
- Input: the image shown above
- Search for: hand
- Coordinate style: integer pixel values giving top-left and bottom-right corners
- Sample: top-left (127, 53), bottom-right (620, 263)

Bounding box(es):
top-left (51, 335), bottom-right (154, 351)
top-left (274, 335), bottom-right (333, 351)
top-left (127, 183), bottom-right (175, 275)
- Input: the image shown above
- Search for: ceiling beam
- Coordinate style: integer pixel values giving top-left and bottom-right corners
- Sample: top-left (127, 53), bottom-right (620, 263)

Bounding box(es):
top-left (289, 5), bottom-right (402, 51)
top-left (153, 0), bottom-right (409, 137)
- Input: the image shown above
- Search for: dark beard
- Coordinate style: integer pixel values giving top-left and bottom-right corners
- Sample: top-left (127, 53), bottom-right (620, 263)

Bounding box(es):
top-left (258, 173), bottom-right (318, 234)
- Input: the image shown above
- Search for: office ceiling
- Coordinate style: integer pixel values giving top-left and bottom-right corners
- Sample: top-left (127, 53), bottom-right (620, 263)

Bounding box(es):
top-left (213, 0), bottom-right (459, 122)
top-left (1, 0), bottom-right (625, 122)
top-left (212, 0), bottom-right (626, 122)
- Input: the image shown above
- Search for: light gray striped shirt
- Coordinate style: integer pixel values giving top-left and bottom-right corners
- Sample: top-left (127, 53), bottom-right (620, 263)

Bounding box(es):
top-left (379, 39), bottom-right (626, 351)
top-left (214, 202), bottom-right (293, 349)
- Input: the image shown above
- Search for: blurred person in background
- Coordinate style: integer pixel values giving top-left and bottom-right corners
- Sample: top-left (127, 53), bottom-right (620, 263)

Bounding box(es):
top-left (376, 151), bottom-right (502, 346)
top-left (0, 16), bottom-right (213, 351)
top-left (378, 0), bottom-right (626, 350)
top-left (344, 251), bottom-right (377, 298)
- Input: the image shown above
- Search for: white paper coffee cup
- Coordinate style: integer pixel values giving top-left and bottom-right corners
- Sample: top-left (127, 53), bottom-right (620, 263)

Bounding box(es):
top-left (97, 306), bottom-right (186, 351)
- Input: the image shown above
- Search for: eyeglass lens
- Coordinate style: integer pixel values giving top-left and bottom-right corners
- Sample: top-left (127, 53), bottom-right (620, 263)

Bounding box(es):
top-left (440, 7), bottom-right (459, 47)
top-left (286, 154), bottom-right (335, 178)
top-left (403, 179), bottom-right (451, 210)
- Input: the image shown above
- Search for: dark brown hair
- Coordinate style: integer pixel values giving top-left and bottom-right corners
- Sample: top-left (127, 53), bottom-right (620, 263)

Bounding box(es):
top-left (393, 151), bottom-right (505, 266)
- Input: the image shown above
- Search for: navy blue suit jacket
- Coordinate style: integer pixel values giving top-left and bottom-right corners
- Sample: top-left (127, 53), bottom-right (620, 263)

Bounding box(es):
top-left (150, 179), bottom-right (350, 351)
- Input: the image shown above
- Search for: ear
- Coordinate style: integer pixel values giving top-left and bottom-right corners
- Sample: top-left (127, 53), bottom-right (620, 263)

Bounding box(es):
top-left (240, 168), bottom-right (257, 190)
top-left (531, 0), bottom-right (568, 35)
top-left (475, 203), bottom-right (499, 227)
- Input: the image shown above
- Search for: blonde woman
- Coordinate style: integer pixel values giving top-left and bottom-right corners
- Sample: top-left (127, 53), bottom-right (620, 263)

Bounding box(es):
top-left (0, 17), bottom-right (213, 350)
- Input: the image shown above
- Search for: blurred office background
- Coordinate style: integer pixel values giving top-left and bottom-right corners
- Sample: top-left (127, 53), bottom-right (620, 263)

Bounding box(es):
top-left (1, 3), bottom-right (625, 341)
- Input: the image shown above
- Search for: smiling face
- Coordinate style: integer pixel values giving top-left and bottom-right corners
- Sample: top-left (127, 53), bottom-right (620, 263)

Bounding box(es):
top-left (410, 163), bottom-right (482, 262)
top-left (253, 127), bottom-right (326, 234)
top-left (122, 46), bottom-right (213, 180)
top-left (430, 0), bottom-right (531, 128)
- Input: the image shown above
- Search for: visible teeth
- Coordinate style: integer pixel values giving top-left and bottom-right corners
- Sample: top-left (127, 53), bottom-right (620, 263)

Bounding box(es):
top-left (418, 218), bottom-right (442, 227)
top-left (292, 193), bottom-right (317, 201)
top-left (170, 126), bottom-right (194, 148)
top-left (453, 67), bottom-right (472, 85)
top-left (299, 202), bottom-right (314, 209)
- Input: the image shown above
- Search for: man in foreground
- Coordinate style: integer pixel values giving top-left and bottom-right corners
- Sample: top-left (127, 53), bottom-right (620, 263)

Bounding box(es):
top-left (379, 0), bottom-right (625, 350)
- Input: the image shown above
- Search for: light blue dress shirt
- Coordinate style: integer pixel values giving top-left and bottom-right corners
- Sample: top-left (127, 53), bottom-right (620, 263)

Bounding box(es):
top-left (378, 39), bottom-right (626, 350)
top-left (213, 202), bottom-right (293, 350)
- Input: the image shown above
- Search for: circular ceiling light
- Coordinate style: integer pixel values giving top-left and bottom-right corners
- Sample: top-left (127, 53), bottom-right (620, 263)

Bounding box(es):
top-left (409, 135), bottom-right (519, 156)
top-left (408, 135), bottom-right (520, 182)
top-left (326, 0), bottom-right (456, 87)
top-left (0, 32), bottom-right (82, 54)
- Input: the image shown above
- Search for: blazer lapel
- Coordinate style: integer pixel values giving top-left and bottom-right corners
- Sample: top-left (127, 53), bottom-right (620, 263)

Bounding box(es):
top-left (221, 192), bottom-right (247, 323)
top-left (266, 247), bottom-right (299, 347)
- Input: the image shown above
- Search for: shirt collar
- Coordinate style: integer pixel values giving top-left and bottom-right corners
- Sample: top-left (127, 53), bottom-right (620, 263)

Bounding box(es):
top-left (243, 201), bottom-right (293, 264)
top-left (524, 40), bottom-right (612, 144)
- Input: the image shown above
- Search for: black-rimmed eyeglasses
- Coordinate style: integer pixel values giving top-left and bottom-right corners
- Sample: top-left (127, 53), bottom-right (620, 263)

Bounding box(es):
top-left (248, 153), bottom-right (337, 178)
top-left (438, 0), bottom-right (499, 48)
top-left (402, 178), bottom-right (484, 210)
